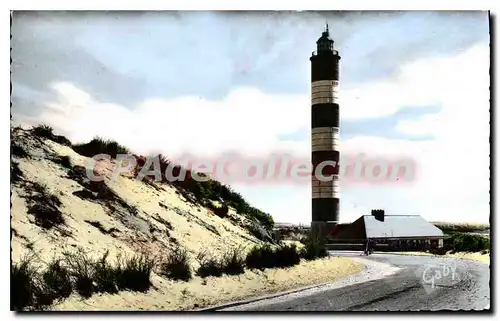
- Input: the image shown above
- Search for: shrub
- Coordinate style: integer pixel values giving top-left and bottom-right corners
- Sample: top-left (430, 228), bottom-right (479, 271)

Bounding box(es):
top-left (275, 243), bottom-right (301, 267)
top-left (73, 137), bottom-right (129, 160)
top-left (11, 142), bottom-right (29, 158)
top-left (220, 246), bottom-right (245, 275)
top-left (62, 249), bottom-right (95, 298)
top-left (245, 243), bottom-right (301, 270)
top-left (32, 124), bottom-right (54, 139)
top-left (196, 247), bottom-right (245, 277)
top-left (11, 161), bottom-right (23, 184)
top-left (245, 243), bottom-right (274, 270)
top-left (54, 155), bottom-right (72, 169)
top-left (445, 232), bottom-right (490, 253)
top-left (25, 182), bottom-right (65, 229)
top-left (196, 250), bottom-right (223, 278)
top-left (159, 247), bottom-right (192, 281)
top-left (92, 251), bottom-right (119, 294)
top-left (115, 253), bottom-right (155, 292)
top-left (31, 124), bottom-right (72, 146)
top-left (40, 258), bottom-right (73, 304)
top-left (11, 255), bottom-right (42, 311)
top-left (301, 234), bottom-right (328, 260)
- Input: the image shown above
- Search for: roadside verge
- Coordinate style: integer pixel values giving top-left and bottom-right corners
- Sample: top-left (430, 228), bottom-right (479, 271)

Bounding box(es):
top-left (199, 257), bottom-right (400, 311)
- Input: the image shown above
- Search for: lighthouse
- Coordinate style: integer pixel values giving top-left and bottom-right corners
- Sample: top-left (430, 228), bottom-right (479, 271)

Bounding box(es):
top-left (310, 25), bottom-right (341, 246)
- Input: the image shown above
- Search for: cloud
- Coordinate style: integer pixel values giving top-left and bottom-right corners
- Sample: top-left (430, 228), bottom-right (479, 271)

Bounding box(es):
top-left (11, 12), bottom-right (489, 224)
top-left (14, 41), bottom-right (489, 224)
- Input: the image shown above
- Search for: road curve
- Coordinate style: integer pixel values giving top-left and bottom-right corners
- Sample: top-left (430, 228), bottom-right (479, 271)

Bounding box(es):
top-left (219, 252), bottom-right (490, 311)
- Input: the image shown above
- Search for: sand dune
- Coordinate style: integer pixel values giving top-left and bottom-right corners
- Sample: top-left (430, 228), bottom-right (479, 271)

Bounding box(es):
top-left (11, 128), bottom-right (363, 310)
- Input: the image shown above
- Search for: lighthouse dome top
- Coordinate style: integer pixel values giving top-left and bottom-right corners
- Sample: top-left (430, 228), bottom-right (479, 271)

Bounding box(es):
top-left (316, 24), bottom-right (335, 54)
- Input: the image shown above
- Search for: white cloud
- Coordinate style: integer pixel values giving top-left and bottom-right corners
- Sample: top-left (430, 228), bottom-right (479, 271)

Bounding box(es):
top-left (15, 43), bottom-right (490, 224)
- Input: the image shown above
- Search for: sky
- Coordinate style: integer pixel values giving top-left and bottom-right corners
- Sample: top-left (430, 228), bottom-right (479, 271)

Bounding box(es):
top-left (11, 11), bottom-right (490, 224)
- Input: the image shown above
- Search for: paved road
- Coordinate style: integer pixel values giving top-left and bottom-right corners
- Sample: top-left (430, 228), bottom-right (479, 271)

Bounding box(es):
top-left (221, 252), bottom-right (490, 311)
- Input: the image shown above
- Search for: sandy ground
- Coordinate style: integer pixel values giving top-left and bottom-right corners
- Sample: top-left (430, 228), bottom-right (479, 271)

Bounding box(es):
top-left (52, 257), bottom-right (363, 311)
top-left (376, 251), bottom-right (490, 264)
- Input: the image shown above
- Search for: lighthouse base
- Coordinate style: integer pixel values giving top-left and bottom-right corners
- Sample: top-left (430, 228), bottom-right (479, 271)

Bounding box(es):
top-left (310, 221), bottom-right (328, 251)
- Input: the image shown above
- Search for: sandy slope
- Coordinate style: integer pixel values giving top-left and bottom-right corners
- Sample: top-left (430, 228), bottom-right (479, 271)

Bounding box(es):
top-left (11, 129), bottom-right (363, 310)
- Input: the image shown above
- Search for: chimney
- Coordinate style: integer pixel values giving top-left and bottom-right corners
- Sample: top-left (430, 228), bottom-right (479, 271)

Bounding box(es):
top-left (371, 209), bottom-right (385, 222)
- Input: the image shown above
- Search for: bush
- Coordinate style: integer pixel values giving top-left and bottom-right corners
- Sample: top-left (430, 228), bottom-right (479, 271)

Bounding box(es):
top-left (92, 251), bottom-right (119, 294)
top-left (73, 136), bottom-right (129, 160)
top-left (196, 247), bottom-right (246, 277)
top-left (445, 232), bottom-right (490, 253)
top-left (11, 161), bottom-right (23, 184)
top-left (11, 255), bottom-right (42, 311)
top-left (115, 253), bottom-right (155, 292)
top-left (11, 142), bottom-right (29, 158)
top-left (31, 124), bottom-right (72, 146)
top-left (220, 246), bottom-right (245, 275)
top-left (301, 234), bottom-right (328, 261)
top-left (53, 155), bottom-right (72, 169)
top-left (245, 243), bottom-right (302, 270)
top-left (40, 258), bottom-right (73, 304)
top-left (62, 249), bottom-right (95, 298)
top-left (159, 247), bottom-right (192, 281)
top-left (25, 182), bottom-right (65, 230)
top-left (196, 250), bottom-right (223, 278)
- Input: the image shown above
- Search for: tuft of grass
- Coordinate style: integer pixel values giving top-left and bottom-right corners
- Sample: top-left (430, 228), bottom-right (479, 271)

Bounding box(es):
top-left (92, 251), bottom-right (119, 294)
top-left (159, 246), bottom-right (192, 281)
top-left (444, 232), bottom-right (490, 253)
top-left (220, 246), bottom-right (245, 275)
top-left (11, 141), bottom-right (29, 158)
top-left (196, 250), bottom-right (223, 278)
top-left (245, 243), bottom-right (302, 270)
top-left (62, 249), bottom-right (95, 298)
top-left (115, 253), bottom-right (155, 292)
top-left (53, 155), bottom-right (72, 169)
top-left (11, 161), bottom-right (23, 184)
top-left (196, 246), bottom-right (245, 278)
top-left (32, 124), bottom-right (54, 139)
top-left (39, 258), bottom-right (73, 304)
top-left (31, 124), bottom-right (72, 146)
top-left (72, 136), bottom-right (129, 160)
top-left (11, 249), bottom-right (157, 310)
top-left (301, 234), bottom-right (328, 261)
top-left (11, 254), bottom-right (42, 311)
top-left (25, 182), bottom-right (65, 230)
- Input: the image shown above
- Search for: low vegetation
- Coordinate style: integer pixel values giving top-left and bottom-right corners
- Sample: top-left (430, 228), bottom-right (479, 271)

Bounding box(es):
top-left (433, 222), bottom-right (490, 234)
top-left (11, 254), bottom-right (42, 311)
top-left (245, 243), bottom-right (302, 270)
top-left (72, 136), bottom-right (130, 160)
top-left (11, 248), bottom-right (157, 311)
top-left (301, 235), bottom-right (328, 260)
top-left (31, 124), bottom-right (72, 147)
top-left (12, 233), bottom-right (333, 311)
top-left (52, 155), bottom-right (72, 169)
top-left (159, 246), bottom-right (192, 282)
top-left (134, 153), bottom-right (275, 232)
top-left (443, 232), bottom-right (490, 253)
top-left (24, 182), bottom-right (65, 230)
top-left (11, 161), bottom-right (23, 184)
top-left (11, 141), bottom-right (30, 158)
top-left (196, 247), bottom-right (245, 278)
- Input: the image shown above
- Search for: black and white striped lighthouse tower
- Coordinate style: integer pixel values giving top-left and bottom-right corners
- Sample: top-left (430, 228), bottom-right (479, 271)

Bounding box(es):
top-left (310, 25), bottom-right (341, 245)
